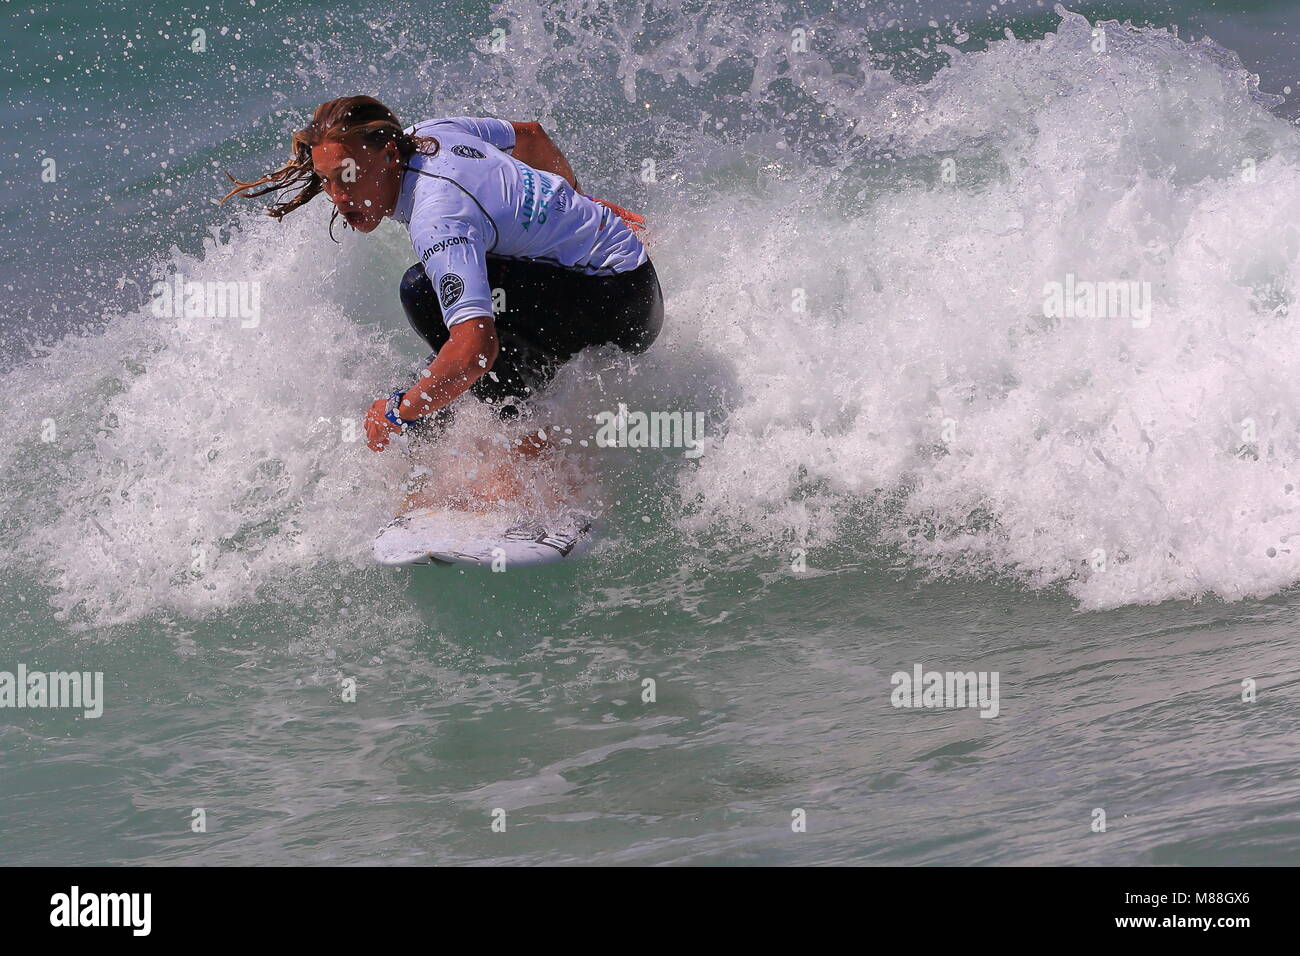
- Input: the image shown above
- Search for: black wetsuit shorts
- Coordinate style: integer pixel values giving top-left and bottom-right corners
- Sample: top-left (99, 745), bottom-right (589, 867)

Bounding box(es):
top-left (398, 255), bottom-right (664, 426)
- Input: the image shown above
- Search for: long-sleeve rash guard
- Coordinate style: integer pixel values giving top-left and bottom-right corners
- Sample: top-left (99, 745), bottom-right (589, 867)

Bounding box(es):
top-left (388, 116), bottom-right (648, 329)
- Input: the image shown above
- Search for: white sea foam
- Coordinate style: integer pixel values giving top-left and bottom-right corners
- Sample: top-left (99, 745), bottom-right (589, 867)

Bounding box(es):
top-left (0, 209), bottom-right (416, 626)
top-left (669, 10), bottom-right (1300, 608)
top-left (4, 8), bottom-right (1300, 622)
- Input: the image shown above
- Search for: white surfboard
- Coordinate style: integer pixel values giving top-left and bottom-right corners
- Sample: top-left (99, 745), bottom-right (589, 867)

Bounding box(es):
top-left (373, 507), bottom-right (599, 568)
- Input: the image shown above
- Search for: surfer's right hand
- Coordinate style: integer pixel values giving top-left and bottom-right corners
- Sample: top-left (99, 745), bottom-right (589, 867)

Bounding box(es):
top-left (364, 397), bottom-right (403, 451)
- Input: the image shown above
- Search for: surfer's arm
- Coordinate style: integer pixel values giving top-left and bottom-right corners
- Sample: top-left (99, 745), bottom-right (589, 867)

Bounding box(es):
top-left (509, 121), bottom-right (583, 193)
top-left (398, 317), bottom-right (499, 420)
top-left (403, 216), bottom-right (497, 416)
top-left (508, 122), bottom-right (646, 231)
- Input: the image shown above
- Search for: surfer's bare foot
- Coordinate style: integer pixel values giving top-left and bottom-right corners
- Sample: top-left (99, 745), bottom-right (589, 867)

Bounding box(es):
top-left (470, 458), bottom-right (524, 503)
top-left (513, 427), bottom-right (552, 458)
top-left (401, 450), bottom-right (526, 513)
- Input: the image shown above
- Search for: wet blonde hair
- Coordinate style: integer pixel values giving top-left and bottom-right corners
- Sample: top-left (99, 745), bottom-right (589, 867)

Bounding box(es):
top-left (220, 95), bottom-right (437, 237)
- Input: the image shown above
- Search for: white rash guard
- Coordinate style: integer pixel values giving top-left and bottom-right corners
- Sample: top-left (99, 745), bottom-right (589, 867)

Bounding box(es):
top-left (388, 116), bottom-right (648, 329)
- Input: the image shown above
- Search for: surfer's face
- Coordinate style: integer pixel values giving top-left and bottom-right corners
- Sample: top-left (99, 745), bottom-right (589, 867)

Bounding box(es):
top-left (311, 139), bottom-right (401, 233)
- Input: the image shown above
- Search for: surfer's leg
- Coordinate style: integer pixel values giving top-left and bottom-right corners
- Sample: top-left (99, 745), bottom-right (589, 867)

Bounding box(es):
top-left (401, 256), bottom-right (663, 360)
top-left (602, 258), bottom-right (665, 354)
top-left (482, 255), bottom-right (664, 374)
top-left (399, 262), bottom-right (452, 351)
top-left (481, 257), bottom-right (665, 458)
top-left (398, 256), bottom-right (665, 422)
top-left (470, 257), bottom-right (572, 416)
top-left (400, 260), bottom-right (548, 422)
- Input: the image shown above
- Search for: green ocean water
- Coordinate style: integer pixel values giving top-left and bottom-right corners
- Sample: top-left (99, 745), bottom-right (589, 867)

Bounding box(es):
top-left (2, 0), bottom-right (1300, 865)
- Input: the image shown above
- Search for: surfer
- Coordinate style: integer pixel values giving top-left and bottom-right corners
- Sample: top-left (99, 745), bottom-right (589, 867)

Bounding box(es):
top-left (221, 96), bottom-right (663, 453)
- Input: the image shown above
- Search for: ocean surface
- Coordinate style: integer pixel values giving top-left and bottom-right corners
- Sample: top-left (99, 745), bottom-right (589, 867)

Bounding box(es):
top-left (2, 0), bottom-right (1299, 865)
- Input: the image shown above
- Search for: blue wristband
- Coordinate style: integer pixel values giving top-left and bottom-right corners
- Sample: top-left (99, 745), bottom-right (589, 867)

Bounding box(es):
top-left (384, 390), bottom-right (409, 431)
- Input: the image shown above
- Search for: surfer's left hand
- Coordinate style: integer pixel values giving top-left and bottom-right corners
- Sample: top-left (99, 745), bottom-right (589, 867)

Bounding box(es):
top-left (364, 397), bottom-right (403, 451)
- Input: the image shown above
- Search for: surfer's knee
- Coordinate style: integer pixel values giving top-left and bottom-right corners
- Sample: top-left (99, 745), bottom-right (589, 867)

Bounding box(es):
top-left (400, 262), bottom-right (448, 350)
top-left (616, 271), bottom-right (663, 354)
top-left (627, 299), bottom-right (662, 353)
top-left (399, 263), bottom-right (432, 314)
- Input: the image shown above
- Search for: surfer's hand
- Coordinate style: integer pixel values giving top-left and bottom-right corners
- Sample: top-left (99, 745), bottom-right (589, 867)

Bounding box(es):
top-left (590, 197), bottom-right (645, 233)
top-left (364, 397), bottom-right (403, 451)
